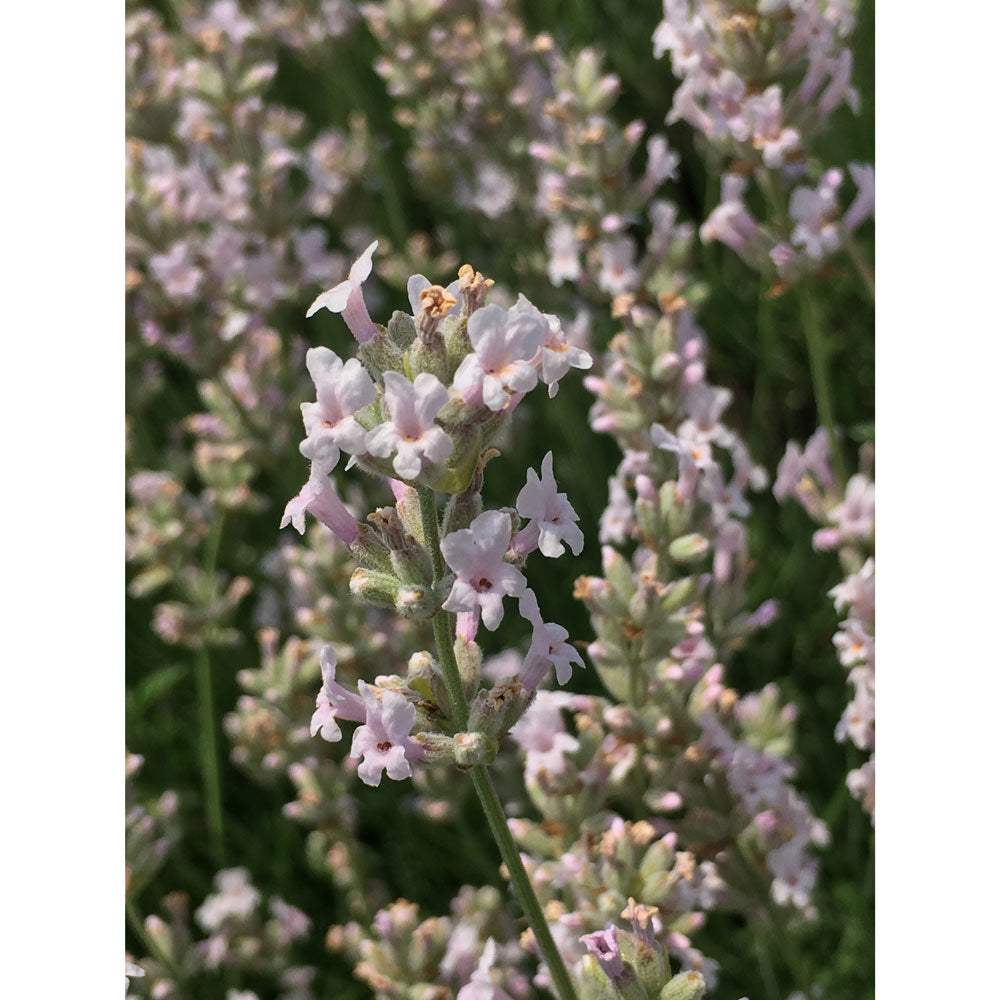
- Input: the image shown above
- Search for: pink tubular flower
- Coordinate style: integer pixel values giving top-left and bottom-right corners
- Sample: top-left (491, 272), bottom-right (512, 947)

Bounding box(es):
top-left (453, 300), bottom-right (546, 411)
top-left (580, 924), bottom-right (624, 980)
top-left (518, 589), bottom-right (583, 690)
top-left (350, 682), bottom-right (425, 786)
top-left (306, 240), bottom-right (378, 343)
top-left (441, 510), bottom-right (527, 631)
top-left (365, 371), bottom-right (453, 481)
top-left (537, 315), bottom-right (593, 398)
top-left (280, 457), bottom-right (360, 543)
top-left (514, 452), bottom-right (585, 558)
top-left (310, 646), bottom-right (366, 742)
top-left (299, 347), bottom-right (376, 465)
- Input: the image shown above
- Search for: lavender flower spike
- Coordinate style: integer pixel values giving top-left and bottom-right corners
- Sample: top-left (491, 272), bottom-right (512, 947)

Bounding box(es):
top-left (306, 240), bottom-right (379, 343)
top-left (310, 646), bottom-right (366, 742)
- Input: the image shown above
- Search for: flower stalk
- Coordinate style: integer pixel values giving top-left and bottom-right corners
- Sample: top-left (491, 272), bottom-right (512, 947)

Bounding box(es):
top-left (418, 484), bottom-right (578, 1000)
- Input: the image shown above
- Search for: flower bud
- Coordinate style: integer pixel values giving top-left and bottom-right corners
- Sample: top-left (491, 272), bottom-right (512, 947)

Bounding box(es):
top-left (358, 327), bottom-right (404, 377)
top-left (349, 568), bottom-right (401, 610)
top-left (350, 524), bottom-right (394, 573)
top-left (454, 731), bottom-right (498, 767)
top-left (387, 309), bottom-right (417, 350)
top-left (468, 680), bottom-right (531, 737)
top-left (668, 534), bottom-right (709, 564)
top-left (430, 423), bottom-right (484, 495)
top-left (580, 955), bottom-right (620, 1000)
top-left (443, 315), bottom-right (471, 376)
top-left (410, 732), bottom-right (456, 764)
top-left (408, 333), bottom-right (449, 383)
top-left (659, 971), bottom-right (706, 1000)
top-left (659, 576), bottom-right (700, 614)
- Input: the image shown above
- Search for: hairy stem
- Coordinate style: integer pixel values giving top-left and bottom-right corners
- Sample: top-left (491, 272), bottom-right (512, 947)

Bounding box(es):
top-left (416, 485), bottom-right (577, 1000)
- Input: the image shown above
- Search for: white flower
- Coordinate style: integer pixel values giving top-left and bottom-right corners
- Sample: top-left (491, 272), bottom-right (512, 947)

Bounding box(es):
top-left (441, 510), bottom-right (527, 631)
top-left (516, 452), bottom-right (585, 558)
top-left (299, 348), bottom-right (376, 465)
top-left (366, 372), bottom-right (452, 481)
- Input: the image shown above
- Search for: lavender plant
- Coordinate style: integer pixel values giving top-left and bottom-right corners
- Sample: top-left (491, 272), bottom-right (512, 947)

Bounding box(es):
top-left (126, 2), bottom-right (874, 997)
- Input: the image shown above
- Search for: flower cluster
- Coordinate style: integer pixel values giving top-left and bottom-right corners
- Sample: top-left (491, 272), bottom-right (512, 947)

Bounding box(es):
top-left (776, 430), bottom-right (875, 820)
top-left (653, 0), bottom-right (874, 286)
top-left (577, 295), bottom-right (827, 921)
top-left (280, 248), bottom-right (592, 789)
top-left (126, 868), bottom-right (315, 1000)
top-left (329, 889), bottom-right (530, 1000)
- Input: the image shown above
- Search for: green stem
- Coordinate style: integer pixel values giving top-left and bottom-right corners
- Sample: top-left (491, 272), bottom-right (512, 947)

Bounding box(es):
top-left (469, 765), bottom-right (578, 1000)
top-left (415, 485), bottom-right (577, 1000)
top-left (196, 512), bottom-right (226, 865)
top-left (797, 288), bottom-right (848, 486)
top-left (843, 232), bottom-right (876, 305)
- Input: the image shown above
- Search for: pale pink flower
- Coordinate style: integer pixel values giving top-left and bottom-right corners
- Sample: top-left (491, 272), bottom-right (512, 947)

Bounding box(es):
top-left (280, 457), bottom-right (359, 543)
top-left (310, 645), bottom-right (366, 742)
top-left (350, 682), bottom-right (424, 786)
top-left (510, 691), bottom-right (579, 781)
top-left (453, 300), bottom-right (546, 411)
top-left (514, 452), bottom-right (584, 558)
top-left (596, 238), bottom-right (639, 295)
top-left (299, 348), bottom-right (376, 465)
top-left (743, 85), bottom-right (801, 167)
top-left (456, 939), bottom-right (514, 1000)
top-left (829, 473), bottom-right (875, 541)
top-left (767, 840), bottom-right (816, 910)
top-left (441, 510), bottom-right (527, 631)
top-left (546, 222), bottom-right (581, 286)
top-left (790, 170), bottom-right (843, 260)
top-left (829, 558), bottom-right (875, 621)
top-left (518, 590), bottom-right (583, 690)
top-left (306, 240), bottom-right (379, 343)
top-left (195, 869), bottom-right (260, 931)
top-left (700, 175), bottom-right (763, 255)
top-left (537, 315), bottom-right (593, 398)
top-left (366, 372), bottom-right (452, 481)
top-left (149, 242), bottom-right (203, 299)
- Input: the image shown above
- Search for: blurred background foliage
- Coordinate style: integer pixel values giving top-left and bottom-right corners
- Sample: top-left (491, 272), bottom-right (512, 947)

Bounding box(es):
top-left (127, 1), bottom-right (874, 997)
